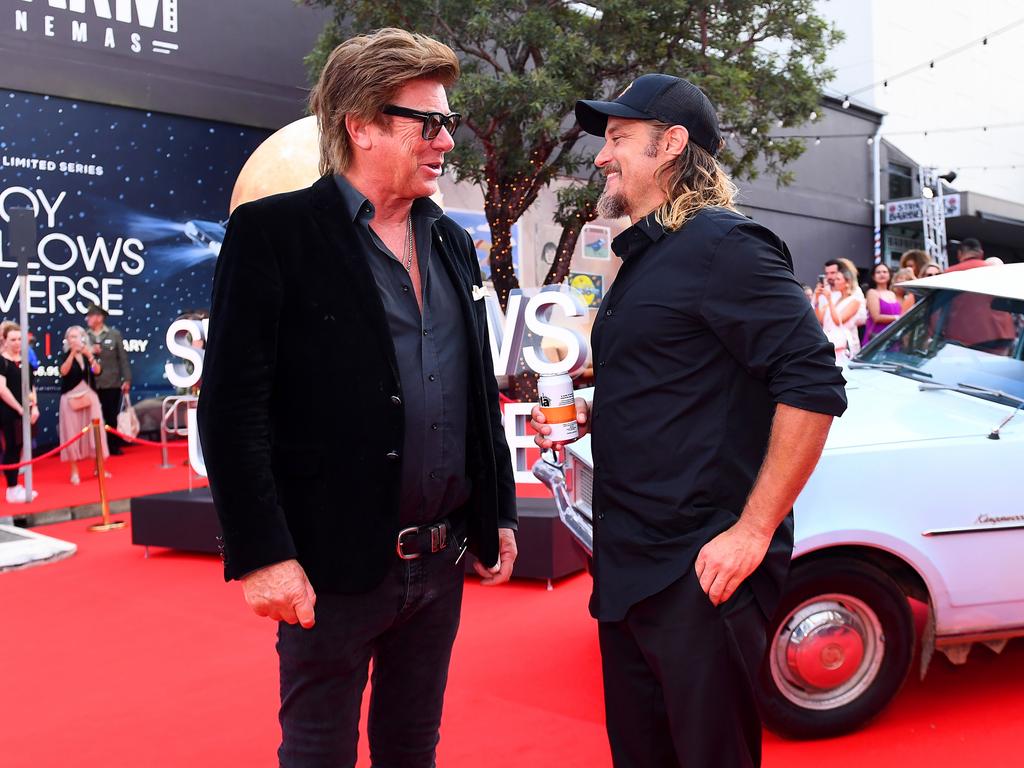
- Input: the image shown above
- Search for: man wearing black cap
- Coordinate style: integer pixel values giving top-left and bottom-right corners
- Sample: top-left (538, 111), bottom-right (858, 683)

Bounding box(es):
top-left (85, 304), bottom-right (131, 455)
top-left (532, 74), bottom-right (848, 767)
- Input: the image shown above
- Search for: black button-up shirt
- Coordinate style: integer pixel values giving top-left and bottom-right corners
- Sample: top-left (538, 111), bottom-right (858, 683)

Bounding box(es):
top-left (589, 206), bottom-right (847, 622)
top-left (335, 175), bottom-right (471, 527)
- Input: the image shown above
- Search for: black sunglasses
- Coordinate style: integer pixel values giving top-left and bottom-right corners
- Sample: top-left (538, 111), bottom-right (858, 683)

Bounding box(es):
top-left (381, 105), bottom-right (462, 140)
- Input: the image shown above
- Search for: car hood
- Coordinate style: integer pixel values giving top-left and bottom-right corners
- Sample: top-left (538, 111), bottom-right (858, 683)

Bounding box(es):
top-left (825, 367), bottom-right (1013, 450)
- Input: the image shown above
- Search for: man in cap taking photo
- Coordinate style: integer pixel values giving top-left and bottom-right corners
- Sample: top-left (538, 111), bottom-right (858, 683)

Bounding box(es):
top-left (532, 74), bottom-right (848, 766)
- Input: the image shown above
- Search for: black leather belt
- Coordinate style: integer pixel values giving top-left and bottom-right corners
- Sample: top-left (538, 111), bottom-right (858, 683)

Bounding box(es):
top-left (395, 519), bottom-right (460, 560)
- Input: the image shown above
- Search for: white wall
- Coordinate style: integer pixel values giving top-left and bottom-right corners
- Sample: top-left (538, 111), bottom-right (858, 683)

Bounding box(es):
top-left (818, 0), bottom-right (1024, 203)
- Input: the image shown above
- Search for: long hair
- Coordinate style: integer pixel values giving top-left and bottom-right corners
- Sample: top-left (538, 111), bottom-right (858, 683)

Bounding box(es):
top-left (899, 249), bottom-right (929, 278)
top-left (308, 28), bottom-right (460, 176)
top-left (871, 262), bottom-right (892, 290)
top-left (835, 262), bottom-right (856, 297)
top-left (650, 122), bottom-right (738, 231)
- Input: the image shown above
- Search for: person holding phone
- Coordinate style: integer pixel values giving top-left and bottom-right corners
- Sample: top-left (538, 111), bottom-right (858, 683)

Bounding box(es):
top-left (815, 259), bottom-right (864, 361)
top-left (58, 326), bottom-right (109, 485)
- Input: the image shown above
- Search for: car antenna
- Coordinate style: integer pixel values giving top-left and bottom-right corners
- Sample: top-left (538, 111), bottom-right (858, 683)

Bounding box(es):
top-left (989, 401), bottom-right (1024, 440)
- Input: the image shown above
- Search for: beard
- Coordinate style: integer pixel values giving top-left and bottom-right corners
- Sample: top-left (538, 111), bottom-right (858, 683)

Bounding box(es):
top-left (597, 189), bottom-right (629, 219)
top-left (597, 164), bottom-right (629, 219)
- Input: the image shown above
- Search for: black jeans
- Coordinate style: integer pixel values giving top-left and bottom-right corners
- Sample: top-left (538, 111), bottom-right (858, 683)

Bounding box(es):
top-left (277, 543), bottom-right (465, 768)
top-left (1, 416), bottom-right (21, 487)
top-left (598, 570), bottom-right (769, 768)
top-left (96, 388), bottom-right (123, 450)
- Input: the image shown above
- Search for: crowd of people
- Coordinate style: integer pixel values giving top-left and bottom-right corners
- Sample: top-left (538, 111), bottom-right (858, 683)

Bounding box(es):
top-left (0, 304), bottom-right (131, 503)
top-left (802, 238), bottom-right (1000, 363)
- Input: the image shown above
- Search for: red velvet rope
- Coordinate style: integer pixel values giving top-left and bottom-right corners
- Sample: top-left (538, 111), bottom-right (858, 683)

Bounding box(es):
top-left (0, 427), bottom-right (92, 470)
top-left (104, 425), bottom-right (188, 449)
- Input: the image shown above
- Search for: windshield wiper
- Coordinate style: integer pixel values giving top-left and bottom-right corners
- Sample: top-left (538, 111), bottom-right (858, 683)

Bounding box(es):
top-left (849, 361), bottom-right (932, 378)
top-left (919, 381), bottom-right (1024, 405)
top-left (918, 382), bottom-right (1024, 439)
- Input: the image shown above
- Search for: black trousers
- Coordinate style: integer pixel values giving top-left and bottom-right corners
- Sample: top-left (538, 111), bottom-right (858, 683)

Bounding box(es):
top-left (276, 543), bottom-right (465, 768)
top-left (598, 570), bottom-right (769, 768)
top-left (96, 388), bottom-right (123, 450)
top-left (1, 416), bottom-right (21, 487)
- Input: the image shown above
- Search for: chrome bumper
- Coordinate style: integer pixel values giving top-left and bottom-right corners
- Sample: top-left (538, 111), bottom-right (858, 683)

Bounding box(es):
top-left (531, 457), bottom-right (594, 555)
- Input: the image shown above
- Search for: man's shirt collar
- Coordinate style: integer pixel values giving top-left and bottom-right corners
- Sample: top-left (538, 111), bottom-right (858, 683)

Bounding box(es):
top-left (333, 174), bottom-right (443, 224)
top-left (610, 212), bottom-right (667, 262)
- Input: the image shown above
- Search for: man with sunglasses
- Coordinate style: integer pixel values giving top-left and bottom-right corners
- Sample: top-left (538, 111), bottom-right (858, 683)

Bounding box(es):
top-left (199, 28), bottom-right (517, 768)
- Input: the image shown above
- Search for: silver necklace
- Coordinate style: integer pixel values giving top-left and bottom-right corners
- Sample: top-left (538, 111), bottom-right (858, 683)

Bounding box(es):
top-left (402, 214), bottom-right (414, 272)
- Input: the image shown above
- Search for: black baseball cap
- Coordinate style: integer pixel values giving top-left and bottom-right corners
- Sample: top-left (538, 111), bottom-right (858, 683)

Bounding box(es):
top-left (575, 74), bottom-right (723, 156)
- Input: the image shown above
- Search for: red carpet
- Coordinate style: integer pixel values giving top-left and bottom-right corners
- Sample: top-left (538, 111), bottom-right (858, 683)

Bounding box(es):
top-left (2, 442), bottom-right (204, 516)
top-left (1, 520), bottom-right (1022, 767)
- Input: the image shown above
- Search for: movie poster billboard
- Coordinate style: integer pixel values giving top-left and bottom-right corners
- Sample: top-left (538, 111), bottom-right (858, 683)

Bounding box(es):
top-left (0, 89), bottom-right (269, 444)
top-left (445, 208), bottom-right (520, 281)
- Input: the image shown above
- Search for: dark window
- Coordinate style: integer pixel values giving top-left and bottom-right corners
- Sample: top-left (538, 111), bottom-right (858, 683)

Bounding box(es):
top-left (888, 163), bottom-right (913, 199)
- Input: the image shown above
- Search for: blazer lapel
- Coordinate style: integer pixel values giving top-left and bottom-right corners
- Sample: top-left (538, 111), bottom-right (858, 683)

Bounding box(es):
top-left (432, 223), bottom-right (484, 357)
top-left (309, 176), bottom-right (400, 385)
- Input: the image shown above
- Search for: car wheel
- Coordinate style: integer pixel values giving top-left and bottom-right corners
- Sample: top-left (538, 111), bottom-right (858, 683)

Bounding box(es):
top-left (758, 557), bottom-right (915, 739)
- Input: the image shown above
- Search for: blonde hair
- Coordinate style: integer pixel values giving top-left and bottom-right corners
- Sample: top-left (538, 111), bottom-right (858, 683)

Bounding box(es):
top-left (892, 267), bottom-right (915, 284)
top-left (0, 321), bottom-right (19, 341)
top-left (837, 258), bottom-right (857, 281)
top-left (309, 28), bottom-right (460, 176)
top-left (833, 262), bottom-right (856, 297)
top-left (64, 325), bottom-right (86, 341)
top-left (649, 123), bottom-right (737, 231)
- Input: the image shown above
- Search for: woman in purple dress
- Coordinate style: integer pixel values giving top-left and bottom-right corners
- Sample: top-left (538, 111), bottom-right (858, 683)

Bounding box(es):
top-left (864, 263), bottom-right (903, 344)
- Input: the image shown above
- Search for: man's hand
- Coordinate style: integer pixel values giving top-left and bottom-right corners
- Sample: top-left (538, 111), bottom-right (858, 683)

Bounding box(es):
top-left (530, 397), bottom-right (589, 450)
top-left (242, 559), bottom-right (317, 628)
top-left (121, 381), bottom-right (131, 395)
top-left (695, 520), bottom-right (772, 607)
top-left (474, 527), bottom-right (517, 586)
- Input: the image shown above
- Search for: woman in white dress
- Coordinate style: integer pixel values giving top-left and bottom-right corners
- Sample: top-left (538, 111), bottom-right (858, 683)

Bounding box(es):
top-left (814, 261), bottom-right (865, 362)
top-left (58, 326), bottom-right (109, 484)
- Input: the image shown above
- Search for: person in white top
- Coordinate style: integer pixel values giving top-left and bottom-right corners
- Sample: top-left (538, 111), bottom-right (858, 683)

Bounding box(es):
top-left (838, 257), bottom-right (868, 329)
top-left (815, 259), bottom-right (865, 362)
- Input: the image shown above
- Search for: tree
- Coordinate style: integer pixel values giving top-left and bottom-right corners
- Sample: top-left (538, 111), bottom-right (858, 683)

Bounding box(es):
top-left (305, 0), bottom-right (841, 396)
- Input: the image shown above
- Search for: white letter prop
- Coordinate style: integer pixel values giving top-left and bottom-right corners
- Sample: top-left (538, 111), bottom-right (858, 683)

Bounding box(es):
top-left (522, 287), bottom-right (588, 375)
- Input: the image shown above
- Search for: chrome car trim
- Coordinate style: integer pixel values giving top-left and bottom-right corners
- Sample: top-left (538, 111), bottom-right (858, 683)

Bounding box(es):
top-left (922, 522), bottom-right (1024, 537)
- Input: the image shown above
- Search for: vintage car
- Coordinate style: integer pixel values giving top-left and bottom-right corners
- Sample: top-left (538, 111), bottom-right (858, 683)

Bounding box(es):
top-left (534, 263), bottom-right (1024, 739)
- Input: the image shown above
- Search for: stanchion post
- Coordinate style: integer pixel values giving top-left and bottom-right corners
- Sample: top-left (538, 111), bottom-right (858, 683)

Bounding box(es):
top-left (158, 397), bottom-right (174, 469)
top-left (89, 418), bottom-right (125, 532)
top-left (11, 208), bottom-right (35, 502)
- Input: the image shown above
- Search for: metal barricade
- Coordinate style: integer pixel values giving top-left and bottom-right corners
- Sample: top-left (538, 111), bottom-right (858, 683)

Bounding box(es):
top-left (159, 395), bottom-right (198, 469)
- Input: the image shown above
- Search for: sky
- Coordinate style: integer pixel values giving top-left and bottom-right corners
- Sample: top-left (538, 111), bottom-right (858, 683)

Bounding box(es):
top-left (817, 0), bottom-right (1024, 204)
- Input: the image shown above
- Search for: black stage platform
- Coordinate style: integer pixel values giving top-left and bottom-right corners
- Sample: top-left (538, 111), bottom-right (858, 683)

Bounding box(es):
top-left (131, 489), bottom-right (585, 582)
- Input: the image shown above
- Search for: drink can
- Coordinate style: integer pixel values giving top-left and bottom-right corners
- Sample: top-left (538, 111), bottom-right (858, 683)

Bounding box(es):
top-left (537, 373), bottom-right (579, 443)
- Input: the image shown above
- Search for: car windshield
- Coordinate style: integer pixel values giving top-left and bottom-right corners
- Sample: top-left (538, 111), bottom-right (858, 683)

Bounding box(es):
top-left (856, 288), bottom-right (1024, 403)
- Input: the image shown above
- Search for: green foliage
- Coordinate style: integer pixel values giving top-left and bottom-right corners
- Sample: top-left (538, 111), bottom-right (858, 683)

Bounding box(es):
top-left (303, 0), bottom-right (841, 305)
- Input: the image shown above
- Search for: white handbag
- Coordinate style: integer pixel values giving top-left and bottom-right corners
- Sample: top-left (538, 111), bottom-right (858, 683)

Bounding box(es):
top-left (116, 392), bottom-right (140, 438)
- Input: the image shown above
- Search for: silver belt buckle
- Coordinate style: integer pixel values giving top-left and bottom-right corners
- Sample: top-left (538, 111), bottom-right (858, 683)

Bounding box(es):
top-left (396, 526), bottom-right (421, 560)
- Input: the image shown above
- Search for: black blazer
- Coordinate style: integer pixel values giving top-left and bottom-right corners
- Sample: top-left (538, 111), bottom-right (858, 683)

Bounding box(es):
top-left (197, 176), bottom-right (516, 593)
